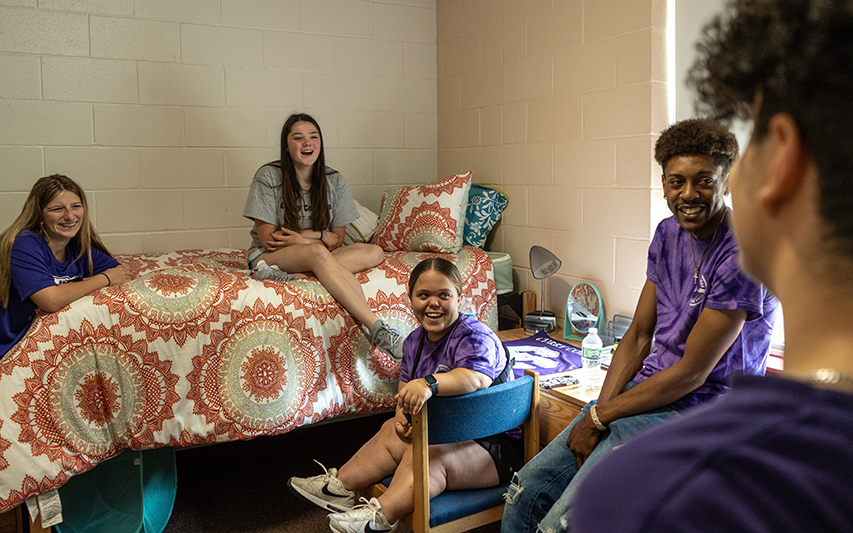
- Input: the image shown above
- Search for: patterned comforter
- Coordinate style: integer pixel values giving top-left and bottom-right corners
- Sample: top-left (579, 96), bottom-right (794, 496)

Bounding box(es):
top-left (0, 247), bottom-right (497, 513)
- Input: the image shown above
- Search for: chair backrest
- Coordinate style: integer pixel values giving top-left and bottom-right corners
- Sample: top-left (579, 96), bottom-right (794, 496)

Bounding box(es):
top-left (422, 375), bottom-right (535, 445)
top-left (407, 370), bottom-right (540, 533)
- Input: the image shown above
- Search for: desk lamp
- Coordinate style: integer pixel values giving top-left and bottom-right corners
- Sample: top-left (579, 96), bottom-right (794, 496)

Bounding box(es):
top-left (524, 245), bottom-right (562, 334)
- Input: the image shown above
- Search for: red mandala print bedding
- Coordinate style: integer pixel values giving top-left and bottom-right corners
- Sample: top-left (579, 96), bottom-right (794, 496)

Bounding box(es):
top-left (0, 247), bottom-right (497, 512)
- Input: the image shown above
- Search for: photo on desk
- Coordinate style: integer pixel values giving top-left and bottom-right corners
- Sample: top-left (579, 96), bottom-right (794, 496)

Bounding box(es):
top-left (505, 329), bottom-right (583, 379)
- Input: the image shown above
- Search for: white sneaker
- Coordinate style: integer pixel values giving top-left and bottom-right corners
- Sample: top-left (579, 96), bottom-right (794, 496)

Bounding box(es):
top-left (326, 497), bottom-right (396, 533)
top-left (252, 260), bottom-right (295, 282)
top-left (369, 320), bottom-right (405, 362)
top-left (287, 460), bottom-right (358, 513)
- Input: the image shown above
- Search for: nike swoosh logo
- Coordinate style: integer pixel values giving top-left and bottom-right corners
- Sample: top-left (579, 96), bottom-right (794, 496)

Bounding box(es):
top-left (365, 523), bottom-right (389, 533)
top-left (322, 483), bottom-right (342, 498)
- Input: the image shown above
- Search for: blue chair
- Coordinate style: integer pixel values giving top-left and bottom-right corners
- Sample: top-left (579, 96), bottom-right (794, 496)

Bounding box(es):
top-left (373, 369), bottom-right (540, 533)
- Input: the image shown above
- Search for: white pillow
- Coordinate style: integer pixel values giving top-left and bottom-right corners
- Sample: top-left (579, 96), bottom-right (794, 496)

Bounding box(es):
top-left (342, 200), bottom-right (380, 246)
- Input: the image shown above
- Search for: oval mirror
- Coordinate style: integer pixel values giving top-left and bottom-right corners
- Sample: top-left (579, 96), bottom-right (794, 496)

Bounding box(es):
top-left (563, 282), bottom-right (603, 341)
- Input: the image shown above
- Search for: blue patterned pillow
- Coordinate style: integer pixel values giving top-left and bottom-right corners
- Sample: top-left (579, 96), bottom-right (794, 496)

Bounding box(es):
top-left (463, 185), bottom-right (508, 248)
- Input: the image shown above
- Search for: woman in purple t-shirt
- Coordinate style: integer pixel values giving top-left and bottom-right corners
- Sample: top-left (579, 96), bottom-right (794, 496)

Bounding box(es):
top-left (287, 258), bottom-right (520, 533)
top-left (0, 175), bottom-right (130, 359)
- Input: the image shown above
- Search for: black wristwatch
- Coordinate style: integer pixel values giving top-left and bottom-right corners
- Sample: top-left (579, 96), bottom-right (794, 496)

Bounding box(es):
top-left (423, 374), bottom-right (438, 396)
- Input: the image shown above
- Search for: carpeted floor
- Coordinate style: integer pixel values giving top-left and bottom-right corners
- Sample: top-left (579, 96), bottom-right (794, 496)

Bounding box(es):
top-left (163, 412), bottom-right (501, 533)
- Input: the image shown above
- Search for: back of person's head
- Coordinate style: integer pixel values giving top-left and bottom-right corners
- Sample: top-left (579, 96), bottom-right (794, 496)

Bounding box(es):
top-left (689, 0), bottom-right (853, 258)
top-left (408, 257), bottom-right (463, 297)
top-left (654, 118), bottom-right (739, 175)
top-left (0, 174), bottom-right (107, 306)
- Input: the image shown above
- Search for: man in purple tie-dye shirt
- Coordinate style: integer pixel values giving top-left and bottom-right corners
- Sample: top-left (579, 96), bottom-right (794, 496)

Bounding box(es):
top-left (501, 118), bottom-right (778, 533)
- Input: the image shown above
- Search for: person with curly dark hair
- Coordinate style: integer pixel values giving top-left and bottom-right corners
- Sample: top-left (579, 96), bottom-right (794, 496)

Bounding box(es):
top-left (654, 117), bottom-right (739, 176)
top-left (501, 116), bottom-right (778, 533)
top-left (572, 1), bottom-right (853, 532)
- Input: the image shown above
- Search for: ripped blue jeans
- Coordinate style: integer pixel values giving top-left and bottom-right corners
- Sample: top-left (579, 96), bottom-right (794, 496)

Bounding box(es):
top-left (501, 383), bottom-right (680, 533)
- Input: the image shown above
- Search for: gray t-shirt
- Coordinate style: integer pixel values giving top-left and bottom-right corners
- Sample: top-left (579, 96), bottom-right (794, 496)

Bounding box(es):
top-left (242, 164), bottom-right (359, 257)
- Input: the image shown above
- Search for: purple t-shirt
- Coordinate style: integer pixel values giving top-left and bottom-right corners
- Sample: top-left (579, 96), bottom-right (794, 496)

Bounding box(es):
top-left (0, 230), bottom-right (119, 358)
top-left (400, 315), bottom-right (519, 439)
top-left (400, 314), bottom-right (508, 383)
top-left (572, 375), bottom-right (853, 532)
top-left (634, 214), bottom-right (778, 408)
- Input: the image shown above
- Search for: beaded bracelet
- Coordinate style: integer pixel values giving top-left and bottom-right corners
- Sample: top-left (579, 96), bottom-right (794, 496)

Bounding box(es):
top-left (590, 404), bottom-right (607, 431)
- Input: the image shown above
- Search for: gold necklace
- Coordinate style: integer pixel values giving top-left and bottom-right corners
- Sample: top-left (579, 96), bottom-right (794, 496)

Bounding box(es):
top-left (689, 211), bottom-right (726, 285)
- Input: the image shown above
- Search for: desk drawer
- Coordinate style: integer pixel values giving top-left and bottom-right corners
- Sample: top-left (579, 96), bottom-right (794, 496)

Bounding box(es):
top-left (539, 391), bottom-right (582, 446)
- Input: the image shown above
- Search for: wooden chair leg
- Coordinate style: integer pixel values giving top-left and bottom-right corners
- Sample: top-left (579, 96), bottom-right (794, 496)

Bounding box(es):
top-left (412, 404), bottom-right (430, 533)
top-left (523, 369), bottom-right (540, 463)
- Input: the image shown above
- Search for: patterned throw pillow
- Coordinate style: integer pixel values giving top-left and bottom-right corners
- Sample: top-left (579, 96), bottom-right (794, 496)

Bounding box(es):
top-left (342, 200), bottom-right (379, 246)
top-left (370, 171), bottom-right (472, 253)
top-left (463, 184), bottom-right (508, 248)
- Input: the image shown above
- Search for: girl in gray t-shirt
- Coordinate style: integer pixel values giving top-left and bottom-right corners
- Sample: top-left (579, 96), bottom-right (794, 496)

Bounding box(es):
top-left (241, 113), bottom-right (404, 360)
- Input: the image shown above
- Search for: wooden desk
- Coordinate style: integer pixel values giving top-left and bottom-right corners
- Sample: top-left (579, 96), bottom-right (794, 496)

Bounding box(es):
top-left (496, 328), bottom-right (606, 446)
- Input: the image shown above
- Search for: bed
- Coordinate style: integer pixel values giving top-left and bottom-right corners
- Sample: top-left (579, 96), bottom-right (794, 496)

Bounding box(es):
top-left (0, 171), bottom-right (508, 515)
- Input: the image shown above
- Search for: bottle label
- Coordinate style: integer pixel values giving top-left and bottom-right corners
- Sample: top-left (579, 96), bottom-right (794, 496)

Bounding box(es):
top-left (583, 347), bottom-right (600, 361)
top-left (461, 298), bottom-right (476, 319)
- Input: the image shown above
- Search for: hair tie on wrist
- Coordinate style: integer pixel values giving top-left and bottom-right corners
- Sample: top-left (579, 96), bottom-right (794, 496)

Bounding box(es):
top-left (102, 272), bottom-right (111, 286)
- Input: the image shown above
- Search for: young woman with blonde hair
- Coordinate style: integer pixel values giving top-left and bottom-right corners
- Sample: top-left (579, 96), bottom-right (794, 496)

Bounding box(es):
top-left (0, 174), bottom-right (130, 359)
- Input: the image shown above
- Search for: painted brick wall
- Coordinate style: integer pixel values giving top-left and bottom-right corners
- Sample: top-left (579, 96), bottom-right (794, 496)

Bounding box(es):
top-left (1, 0), bottom-right (674, 320)
top-left (0, 0), bottom-right (438, 254)
top-left (437, 0), bottom-right (672, 319)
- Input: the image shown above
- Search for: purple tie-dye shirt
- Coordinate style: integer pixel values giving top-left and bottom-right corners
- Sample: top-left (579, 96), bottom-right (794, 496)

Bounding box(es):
top-left (400, 314), bottom-right (508, 384)
top-left (399, 315), bottom-right (520, 439)
top-left (633, 214), bottom-right (779, 409)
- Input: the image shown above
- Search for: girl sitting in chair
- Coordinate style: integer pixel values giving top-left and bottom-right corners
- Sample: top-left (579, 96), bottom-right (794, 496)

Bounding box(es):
top-left (288, 257), bottom-right (522, 533)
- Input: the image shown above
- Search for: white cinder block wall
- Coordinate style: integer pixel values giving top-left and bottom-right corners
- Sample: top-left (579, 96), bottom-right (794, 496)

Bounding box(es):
top-left (437, 0), bottom-right (672, 319)
top-left (0, 0), bottom-right (438, 254)
top-left (2, 0), bottom-right (674, 322)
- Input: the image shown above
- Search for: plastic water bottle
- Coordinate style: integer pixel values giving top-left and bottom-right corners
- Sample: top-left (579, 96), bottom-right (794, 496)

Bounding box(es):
top-left (460, 297), bottom-right (477, 320)
top-left (582, 327), bottom-right (603, 389)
